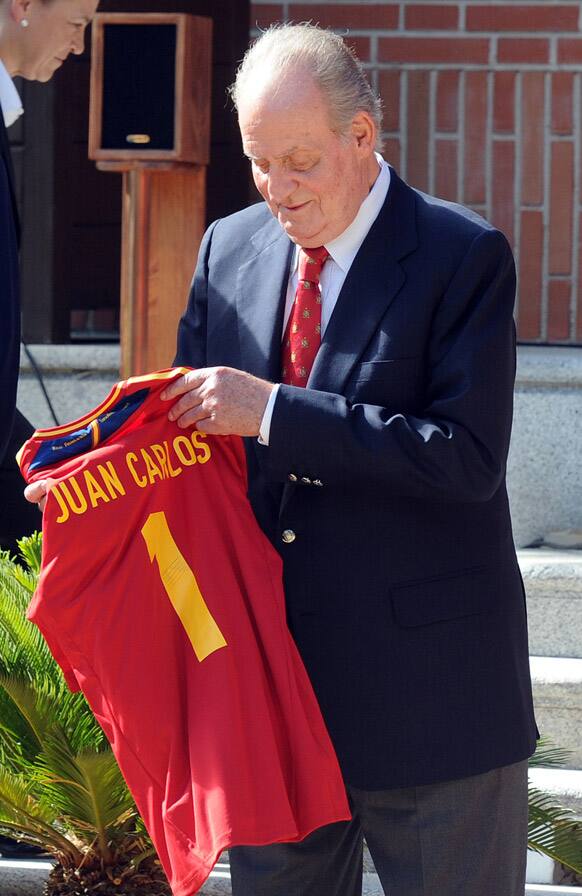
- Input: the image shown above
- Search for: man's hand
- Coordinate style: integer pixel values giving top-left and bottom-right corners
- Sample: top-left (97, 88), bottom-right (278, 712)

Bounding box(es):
top-left (161, 367), bottom-right (275, 436)
top-left (24, 480), bottom-right (49, 513)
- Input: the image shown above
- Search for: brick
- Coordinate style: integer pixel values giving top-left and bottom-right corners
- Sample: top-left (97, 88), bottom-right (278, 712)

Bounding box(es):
top-left (493, 72), bottom-right (516, 134)
top-left (492, 141), bottom-right (515, 246)
top-left (463, 71), bottom-right (487, 205)
top-left (435, 139), bottom-right (458, 201)
top-left (378, 38), bottom-right (489, 65)
top-left (383, 137), bottom-right (401, 173)
top-left (558, 39), bottom-right (582, 65)
top-left (405, 5), bottom-right (459, 31)
top-left (288, 4), bottom-right (398, 30)
top-left (552, 73), bottom-right (574, 135)
top-left (497, 39), bottom-right (549, 65)
top-left (547, 280), bottom-right (572, 341)
top-left (406, 71), bottom-right (430, 192)
top-left (345, 35), bottom-right (370, 62)
top-left (549, 141), bottom-right (574, 275)
top-left (467, 5), bottom-right (579, 33)
top-left (250, 4), bottom-right (283, 29)
top-left (378, 70), bottom-right (400, 133)
top-left (577, 217), bottom-right (582, 341)
top-left (521, 72), bottom-right (545, 206)
top-left (436, 71), bottom-right (459, 133)
top-left (517, 211), bottom-right (543, 341)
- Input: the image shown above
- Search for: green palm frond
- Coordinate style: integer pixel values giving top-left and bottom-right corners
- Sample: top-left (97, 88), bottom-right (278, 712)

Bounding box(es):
top-left (34, 730), bottom-right (136, 834)
top-left (0, 674), bottom-right (48, 753)
top-left (529, 737), bottom-right (573, 770)
top-left (0, 765), bottom-right (82, 863)
top-left (16, 531), bottom-right (43, 577)
top-left (528, 784), bottom-right (582, 873)
top-left (0, 534), bottom-right (140, 869)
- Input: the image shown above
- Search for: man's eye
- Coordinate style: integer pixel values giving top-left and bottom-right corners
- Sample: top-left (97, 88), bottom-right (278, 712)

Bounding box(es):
top-left (254, 161), bottom-right (269, 174)
top-left (290, 160), bottom-right (313, 172)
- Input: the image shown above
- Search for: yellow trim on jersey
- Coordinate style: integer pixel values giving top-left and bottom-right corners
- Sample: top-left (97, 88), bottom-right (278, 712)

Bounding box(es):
top-left (27, 367), bottom-right (192, 441)
top-left (90, 420), bottom-right (100, 449)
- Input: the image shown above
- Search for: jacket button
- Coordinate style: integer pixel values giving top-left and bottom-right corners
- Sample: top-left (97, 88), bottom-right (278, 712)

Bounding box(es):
top-left (281, 529), bottom-right (296, 544)
top-left (313, 479), bottom-right (323, 487)
top-left (301, 476), bottom-right (312, 485)
top-left (288, 473), bottom-right (298, 482)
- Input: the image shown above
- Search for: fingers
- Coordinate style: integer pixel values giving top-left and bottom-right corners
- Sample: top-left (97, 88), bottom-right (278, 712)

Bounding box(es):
top-left (162, 369), bottom-right (216, 429)
top-left (24, 480), bottom-right (49, 513)
top-left (161, 367), bottom-right (272, 436)
top-left (160, 369), bottom-right (205, 402)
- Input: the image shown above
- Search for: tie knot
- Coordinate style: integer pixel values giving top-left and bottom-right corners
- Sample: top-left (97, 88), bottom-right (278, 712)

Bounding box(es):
top-left (298, 246), bottom-right (329, 283)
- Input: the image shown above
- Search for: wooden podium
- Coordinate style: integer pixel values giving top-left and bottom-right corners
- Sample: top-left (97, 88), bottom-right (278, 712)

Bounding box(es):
top-left (89, 13), bottom-right (212, 377)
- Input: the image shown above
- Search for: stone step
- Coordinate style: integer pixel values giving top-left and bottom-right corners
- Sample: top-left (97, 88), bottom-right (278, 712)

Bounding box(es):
top-left (530, 656), bottom-right (582, 768)
top-left (519, 549), bottom-right (582, 659)
top-left (529, 767), bottom-right (582, 817)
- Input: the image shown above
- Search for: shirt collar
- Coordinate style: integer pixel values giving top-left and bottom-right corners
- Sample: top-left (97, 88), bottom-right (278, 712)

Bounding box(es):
top-left (291, 154), bottom-right (391, 273)
top-left (0, 59), bottom-right (23, 129)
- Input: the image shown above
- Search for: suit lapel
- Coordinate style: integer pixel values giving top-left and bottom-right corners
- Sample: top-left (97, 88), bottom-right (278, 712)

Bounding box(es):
top-left (236, 216), bottom-right (294, 382)
top-left (0, 110), bottom-right (21, 247)
top-left (308, 170), bottom-right (418, 394)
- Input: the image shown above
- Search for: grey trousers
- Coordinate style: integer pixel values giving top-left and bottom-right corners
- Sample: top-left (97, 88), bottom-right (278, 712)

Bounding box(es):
top-left (229, 760), bottom-right (529, 896)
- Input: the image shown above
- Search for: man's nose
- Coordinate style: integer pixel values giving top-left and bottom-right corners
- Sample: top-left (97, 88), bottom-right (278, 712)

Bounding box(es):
top-left (266, 168), bottom-right (297, 204)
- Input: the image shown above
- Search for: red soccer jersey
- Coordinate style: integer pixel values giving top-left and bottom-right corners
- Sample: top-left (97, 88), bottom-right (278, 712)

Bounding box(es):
top-left (18, 368), bottom-right (350, 896)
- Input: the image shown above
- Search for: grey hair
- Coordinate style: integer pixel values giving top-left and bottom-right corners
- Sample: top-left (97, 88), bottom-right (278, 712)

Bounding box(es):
top-left (229, 23), bottom-right (384, 151)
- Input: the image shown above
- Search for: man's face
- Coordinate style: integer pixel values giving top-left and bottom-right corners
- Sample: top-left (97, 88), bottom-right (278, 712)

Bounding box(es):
top-left (18, 0), bottom-right (99, 82)
top-left (238, 74), bottom-right (377, 248)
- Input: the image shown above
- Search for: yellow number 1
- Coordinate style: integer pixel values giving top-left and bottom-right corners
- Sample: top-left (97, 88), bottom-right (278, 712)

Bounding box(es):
top-left (141, 511), bottom-right (227, 662)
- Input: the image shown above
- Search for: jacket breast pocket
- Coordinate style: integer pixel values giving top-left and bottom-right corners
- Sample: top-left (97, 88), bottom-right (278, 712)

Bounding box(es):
top-left (391, 566), bottom-right (501, 628)
top-left (349, 357), bottom-right (422, 407)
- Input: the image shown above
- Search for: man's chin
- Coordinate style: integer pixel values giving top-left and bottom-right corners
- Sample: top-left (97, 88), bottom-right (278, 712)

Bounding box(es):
top-left (280, 219), bottom-right (323, 247)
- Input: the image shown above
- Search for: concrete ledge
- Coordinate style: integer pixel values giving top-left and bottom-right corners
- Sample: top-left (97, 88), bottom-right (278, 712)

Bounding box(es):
top-left (519, 548), bottom-right (582, 589)
top-left (531, 657), bottom-right (582, 767)
top-left (531, 656), bottom-right (582, 687)
top-left (2, 859), bottom-right (579, 895)
top-left (526, 888), bottom-right (582, 895)
top-left (529, 768), bottom-right (582, 816)
top-left (516, 346), bottom-right (582, 390)
top-left (19, 344), bottom-right (120, 373)
top-left (509, 348), bottom-right (582, 547)
top-left (520, 548), bottom-right (582, 658)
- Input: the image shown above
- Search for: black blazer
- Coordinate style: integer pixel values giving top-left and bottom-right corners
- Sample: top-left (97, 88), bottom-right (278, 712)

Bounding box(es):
top-left (175, 169), bottom-right (538, 789)
top-left (0, 109), bottom-right (21, 463)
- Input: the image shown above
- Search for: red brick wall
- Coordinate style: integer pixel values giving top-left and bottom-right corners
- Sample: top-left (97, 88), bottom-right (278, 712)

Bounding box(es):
top-left (249, 1), bottom-right (582, 345)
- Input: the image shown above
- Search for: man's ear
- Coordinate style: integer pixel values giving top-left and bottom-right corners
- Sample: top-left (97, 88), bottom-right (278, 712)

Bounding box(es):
top-left (351, 111), bottom-right (376, 155)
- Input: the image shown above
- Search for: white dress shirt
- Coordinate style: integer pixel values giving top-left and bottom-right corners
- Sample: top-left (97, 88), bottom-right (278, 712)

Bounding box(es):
top-left (259, 154), bottom-right (391, 444)
top-left (0, 59), bottom-right (23, 128)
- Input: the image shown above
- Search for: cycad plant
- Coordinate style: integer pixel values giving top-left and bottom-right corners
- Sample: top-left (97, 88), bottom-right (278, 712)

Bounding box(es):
top-left (0, 535), bottom-right (582, 893)
top-left (528, 739), bottom-right (582, 879)
top-left (0, 534), bottom-right (171, 895)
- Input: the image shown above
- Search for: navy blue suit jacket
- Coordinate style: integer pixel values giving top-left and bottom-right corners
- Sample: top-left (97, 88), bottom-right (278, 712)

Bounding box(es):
top-left (175, 169), bottom-right (537, 789)
top-left (0, 110), bottom-right (21, 464)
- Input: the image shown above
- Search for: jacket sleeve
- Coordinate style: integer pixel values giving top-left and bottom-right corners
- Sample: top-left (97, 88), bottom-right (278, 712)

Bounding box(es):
top-left (266, 227), bottom-right (517, 503)
top-left (173, 221), bottom-right (220, 369)
top-left (0, 159), bottom-right (20, 464)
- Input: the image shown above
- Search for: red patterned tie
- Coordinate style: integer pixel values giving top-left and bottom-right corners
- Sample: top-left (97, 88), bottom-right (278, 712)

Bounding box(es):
top-left (281, 246), bottom-right (329, 386)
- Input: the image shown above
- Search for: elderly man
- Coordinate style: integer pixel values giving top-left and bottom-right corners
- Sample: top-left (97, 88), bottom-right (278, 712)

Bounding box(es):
top-left (28, 21), bottom-right (537, 896)
top-left (162, 22), bottom-right (537, 896)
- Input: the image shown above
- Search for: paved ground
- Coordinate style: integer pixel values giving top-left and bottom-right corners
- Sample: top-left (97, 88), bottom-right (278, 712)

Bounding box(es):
top-left (2, 859), bottom-right (582, 896)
